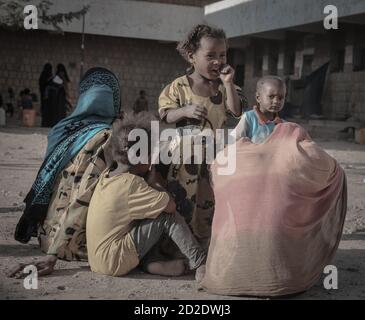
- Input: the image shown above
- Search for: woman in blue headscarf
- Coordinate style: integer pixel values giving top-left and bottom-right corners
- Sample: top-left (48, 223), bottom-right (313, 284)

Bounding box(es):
top-left (9, 67), bottom-right (121, 277)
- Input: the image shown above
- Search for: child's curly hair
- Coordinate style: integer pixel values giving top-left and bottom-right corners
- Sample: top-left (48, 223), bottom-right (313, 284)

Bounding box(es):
top-left (177, 24), bottom-right (227, 63)
top-left (111, 111), bottom-right (157, 167)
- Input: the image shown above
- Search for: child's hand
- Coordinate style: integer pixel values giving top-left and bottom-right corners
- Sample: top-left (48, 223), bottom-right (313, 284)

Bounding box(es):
top-left (146, 166), bottom-right (166, 190)
top-left (219, 64), bottom-right (235, 83)
top-left (183, 103), bottom-right (208, 121)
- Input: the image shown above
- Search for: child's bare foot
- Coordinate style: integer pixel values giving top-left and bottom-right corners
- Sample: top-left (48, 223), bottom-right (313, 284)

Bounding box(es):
top-left (146, 259), bottom-right (186, 276)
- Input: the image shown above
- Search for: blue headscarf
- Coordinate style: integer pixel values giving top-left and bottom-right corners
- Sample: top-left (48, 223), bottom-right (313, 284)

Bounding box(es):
top-left (15, 68), bottom-right (121, 243)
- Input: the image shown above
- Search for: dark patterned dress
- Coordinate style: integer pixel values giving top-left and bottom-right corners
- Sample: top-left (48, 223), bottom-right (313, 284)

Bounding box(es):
top-left (39, 130), bottom-right (112, 261)
top-left (158, 75), bottom-right (247, 249)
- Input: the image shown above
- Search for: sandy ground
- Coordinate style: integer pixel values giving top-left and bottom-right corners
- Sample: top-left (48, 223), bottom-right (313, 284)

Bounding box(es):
top-left (0, 123), bottom-right (364, 300)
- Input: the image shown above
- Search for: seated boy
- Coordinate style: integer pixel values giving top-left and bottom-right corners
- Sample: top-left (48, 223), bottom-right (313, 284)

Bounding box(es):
top-left (86, 112), bottom-right (206, 279)
top-left (230, 76), bottom-right (286, 144)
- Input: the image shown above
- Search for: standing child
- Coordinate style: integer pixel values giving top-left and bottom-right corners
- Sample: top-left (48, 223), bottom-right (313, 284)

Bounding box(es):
top-left (86, 112), bottom-right (206, 279)
top-left (21, 88), bottom-right (34, 110)
top-left (230, 76), bottom-right (286, 144)
top-left (158, 24), bottom-right (247, 249)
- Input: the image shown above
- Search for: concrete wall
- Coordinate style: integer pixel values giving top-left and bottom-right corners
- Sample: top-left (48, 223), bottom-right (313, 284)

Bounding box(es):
top-left (2, 27), bottom-right (364, 122)
top-left (1, 0), bottom-right (365, 122)
top-left (139, 0), bottom-right (217, 6)
top-left (35, 0), bottom-right (204, 42)
top-left (205, 0), bottom-right (365, 38)
top-left (0, 30), bottom-right (187, 112)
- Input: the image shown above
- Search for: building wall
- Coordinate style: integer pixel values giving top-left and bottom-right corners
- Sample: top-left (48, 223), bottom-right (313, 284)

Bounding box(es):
top-left (37, 0), bottom-right (204, 42)
top-left (1, 27), bottom-right (365, 122)
top-left (0, 29), bottom-right (187, 113)
top-left (140, 0), bottom-right (217, 6)
top-left (205, 0), bottom-right (365, 38)
top-left (236, 29), bottom-right (365, 122)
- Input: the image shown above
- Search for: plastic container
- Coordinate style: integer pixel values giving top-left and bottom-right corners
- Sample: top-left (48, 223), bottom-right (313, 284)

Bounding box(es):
top-left (22, 109), bottom-right (36, 127)
top-left (355, 128), bottom-right (365, 145)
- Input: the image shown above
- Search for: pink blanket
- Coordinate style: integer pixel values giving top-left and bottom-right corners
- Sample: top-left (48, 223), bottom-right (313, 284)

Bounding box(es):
top-left (202, 123), bottom-right (347, 296)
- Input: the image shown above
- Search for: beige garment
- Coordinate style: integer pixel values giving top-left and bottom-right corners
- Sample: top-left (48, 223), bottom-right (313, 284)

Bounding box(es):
top-left (39, 129), bottom-right (112, 260)
top-left (86, 171), bottom-right (170, 276)
top-left (158, 75), bottom-right (245, 243)
top-left (202, 123), bottom-right (347, 296)
top-left (159, 75), bottom-right (244, 131)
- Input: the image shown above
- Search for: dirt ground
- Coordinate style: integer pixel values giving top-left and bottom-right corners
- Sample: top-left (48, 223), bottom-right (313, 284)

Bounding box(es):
top-left (0, 123), bottom-right (364, 300)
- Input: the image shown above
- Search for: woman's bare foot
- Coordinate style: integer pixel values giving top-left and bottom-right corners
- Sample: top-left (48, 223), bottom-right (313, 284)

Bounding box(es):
top-left (146, 259), bottom-right (186, 276)
top-left (6, 255), bottom-right (57, 278)
top-left (195, 264), bottom-right (206, 283)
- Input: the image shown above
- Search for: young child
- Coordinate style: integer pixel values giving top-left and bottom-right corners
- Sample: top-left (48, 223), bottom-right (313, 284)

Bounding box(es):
top-left (158, 24), bottom-right (247, 248)
top-left (230, 76), bottom-right (286, 144)
top-left (86, 112), bottom-right (206, 279)
top-left (21, 88), bottom-right (34, 110)
top-left (133, 90), bottom-right (149, 114)
top-left (6, 87), bottom-right (15, 117)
